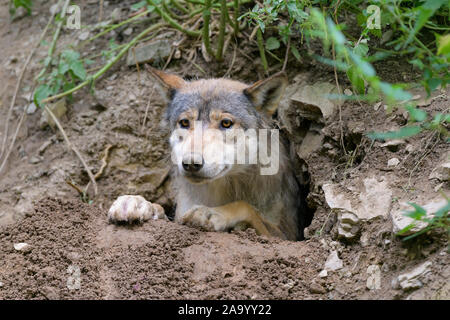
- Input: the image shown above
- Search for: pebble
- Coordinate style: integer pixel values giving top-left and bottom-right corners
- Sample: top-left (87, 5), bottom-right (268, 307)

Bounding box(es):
top-left (324, 250), bottom-right (343, 271)
top-left (26, 102), bottom-right (37, 114)
top-left (309, 282), bottom-right (326, 294)
top-left (14, 242), bottom-right (31, 252)
top-left (318, 270), bottom-right (328, 278)
top-left (366, 265), bottom-right (381, 290)
top-left (387, 158), bottom-right (400, 167)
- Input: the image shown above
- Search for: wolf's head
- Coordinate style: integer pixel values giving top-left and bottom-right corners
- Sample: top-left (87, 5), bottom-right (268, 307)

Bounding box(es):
top-left (148, 67), bottom-right (288, 184)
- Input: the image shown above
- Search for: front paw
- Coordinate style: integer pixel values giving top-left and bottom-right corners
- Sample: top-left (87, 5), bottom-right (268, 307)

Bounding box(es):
top-left (181, 206), bottom-right (227, 232)
top-left (108, 195), bottom-right (166, 223)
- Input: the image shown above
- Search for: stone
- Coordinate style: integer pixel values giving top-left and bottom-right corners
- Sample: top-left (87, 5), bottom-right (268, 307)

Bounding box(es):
top-left (323, 177), bottom-right (392, 221)
top-left (288, 82), bottom-right (343, 123)
top-left (318, 270), bottom-right (328, 278)
top-left (123, 27), bottom-right (133, 36)
top-left (405, 144), bottom-right (415, 153)
top-left (344, 88), bottom-right (353, 96)
top-left (26, 102), bottom-right (37, 114)
top-left (387, 157), bottom-right (400, 167)
top-left (309, 282), bottom-right (326, 294)
top-left (296, 127), bottom-right (324, 160)
top-left (78, 31), bottom-right (90, 41)
top-left (40, 99), bottom-right (67, 129)
top-left (0, 281), bottom-right (3, 287)
top-left (395, 261), bottom-right (432, 291)
top-left (380, 139), bottom-right (405, 152)
top-left (373, 102), bottom-right (382, 111)
top-left (126, 40), bottom-right (172, 66)
top-left (391, 199), bottom-right (448, 235)
top-left (337, 211), bottom-right (360, 240)
top-left (29, 156), bottom-right (43, 164)
top-left (429, 153), bottom-right (450, 182)
top-left (14, 242), bottom-right (31, 252)
top-left (324, 250), bottom-right (343, 271)
top-left (366, 265), bottom-right (381, 290)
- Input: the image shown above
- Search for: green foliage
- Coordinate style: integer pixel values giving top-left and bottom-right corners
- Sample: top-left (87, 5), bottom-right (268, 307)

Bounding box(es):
top-left (397, 200), bottom-right (450, 241)
top-left (34, 49), bottom-right (88, 106)
top-left (9, 0), bottom-right (32, 17)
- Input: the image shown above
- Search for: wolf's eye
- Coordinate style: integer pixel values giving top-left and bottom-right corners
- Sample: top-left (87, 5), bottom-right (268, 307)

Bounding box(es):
top-left (220, 119), bottom-right (233, 129)
top-left (179, 119), bottom-right (190, 128)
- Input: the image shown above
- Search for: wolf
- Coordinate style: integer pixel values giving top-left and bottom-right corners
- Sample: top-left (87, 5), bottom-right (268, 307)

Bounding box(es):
top-left (108, 67), bottom-right (309, 240)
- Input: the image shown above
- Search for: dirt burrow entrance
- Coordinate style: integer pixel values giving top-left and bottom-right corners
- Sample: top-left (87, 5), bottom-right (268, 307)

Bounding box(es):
top-left (0, 1), bottom-right (449, 300)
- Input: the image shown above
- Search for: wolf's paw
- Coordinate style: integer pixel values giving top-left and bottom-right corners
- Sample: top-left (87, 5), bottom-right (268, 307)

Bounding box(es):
top-left (108, 195), bottom-right (166, 223)
top-left (181, 206), bottom-right (227, 232)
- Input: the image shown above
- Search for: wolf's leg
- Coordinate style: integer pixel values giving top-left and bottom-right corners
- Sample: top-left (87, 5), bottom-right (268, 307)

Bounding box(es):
top-left (108, 195), bottom-right (166, 223)
top-left (180, 201), bottom-right (284, 238)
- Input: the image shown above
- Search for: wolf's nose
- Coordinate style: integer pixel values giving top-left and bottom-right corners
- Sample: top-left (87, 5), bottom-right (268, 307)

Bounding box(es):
top-left (182, 153), bottom-right (204, 172)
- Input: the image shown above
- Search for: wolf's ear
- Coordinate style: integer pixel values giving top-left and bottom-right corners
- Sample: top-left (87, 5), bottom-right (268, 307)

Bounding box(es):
top-left (145, 65), bottom-right (186, 102)
top-left (244, 72), bottom-right (288, 115)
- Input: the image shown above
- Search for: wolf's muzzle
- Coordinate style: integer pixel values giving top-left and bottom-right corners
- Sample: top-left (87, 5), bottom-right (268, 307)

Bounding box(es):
top-left (182, 153), bottom-right (204, 173)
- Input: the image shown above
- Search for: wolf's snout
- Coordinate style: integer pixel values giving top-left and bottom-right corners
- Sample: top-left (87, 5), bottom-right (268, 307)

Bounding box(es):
top-left (182, 153), bottom-right (204, 172)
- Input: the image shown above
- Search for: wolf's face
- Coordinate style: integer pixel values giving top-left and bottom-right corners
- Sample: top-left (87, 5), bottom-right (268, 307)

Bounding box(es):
top-left (148, 67), bottom-right (287, 184)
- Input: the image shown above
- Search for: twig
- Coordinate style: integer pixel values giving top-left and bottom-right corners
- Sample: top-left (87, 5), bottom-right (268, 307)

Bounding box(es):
top-left (0, 1), bottom-right (59, 164)
top-left (42, 22), bottom-right (166, 104)
top-left (282, 36), bottom-right (290, 72)
top-left (141, 85), bottom-right (156, 132)
top-left (84, 144), bottom-right (113, 195)
top-left (148, 0), bottom-right (201, 37)
top-left (44, 104), bottom-right (98, 195)
top-left (224, 42), bottom-right (237, 77)
top-left (98, 0), bottom-right (104, 22)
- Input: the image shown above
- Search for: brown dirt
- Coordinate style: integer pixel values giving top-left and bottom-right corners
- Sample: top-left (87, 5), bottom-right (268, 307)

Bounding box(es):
top-left (0, 1), bottom-right (448, 300)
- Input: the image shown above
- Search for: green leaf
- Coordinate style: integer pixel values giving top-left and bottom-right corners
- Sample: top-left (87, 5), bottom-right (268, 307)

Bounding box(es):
top-left (404, 202), bottom-right (427, 220)
top-left (434, 201), bottom-right (450, 218)
top-left (291, 46), bottom-right (301, 61)
top-left (61, 50), bottom-right (80, 63)
top-left (58, 61), bottom-right (70, 75)
top-left (70, 60), bottom-right (87, 80)
top-left (367, 126), bottom-right (422, 140)
top-left (437, 34), bottom-right (450, 55)
top-left (347, 66), bottom-right (365, 94)
top-left (34, 85), bottom-right (52, 107)
top-left (266, 37), bottom-right (280, 51)
top-left (131, 1), bottom-right (147, 11)
top-left (397, 224), bottom-right (415, 235)
top-left (405, 105), bottom-right (427, 122)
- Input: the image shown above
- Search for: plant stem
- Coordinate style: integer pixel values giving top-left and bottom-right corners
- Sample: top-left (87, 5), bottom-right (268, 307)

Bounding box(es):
top-left (233, 0), bottom-right (240, 35)
top-left (256, 27), bottom-right (268, 73)
top-left (171, 0), bottom-right (189, 14)
top-left (78, 10), bottom-right (149, 49)
top-left (35, 0), bottom-right (70, 80)
top-left (215, 0), bottom-right (227, 61)
top-left (147, 0), bottom-right (201, 37)
top-left (42, 22), bottom-right (166, 104)
top-left (203, 0), bottom-right (214, 57)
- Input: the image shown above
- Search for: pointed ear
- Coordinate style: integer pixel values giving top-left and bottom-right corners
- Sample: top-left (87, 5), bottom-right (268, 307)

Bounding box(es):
top-left (244, 72), bottom-right (288, 114)
top-left (145, 65), bottom-right (186, 102)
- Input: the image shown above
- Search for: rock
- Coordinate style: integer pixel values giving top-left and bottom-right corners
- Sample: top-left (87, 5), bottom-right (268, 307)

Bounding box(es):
top-left (391, 198), bottom-right (448, 235)
top-left (26, 102), bottom-right (37, 114)
top-left (40, 286), bottom-right (60, 300)
top-left (366, 265), bottom-right (381, 290)
top-left (405, 144), bottom-right (415, 153)
top-left (126, 40), bottom-right (172, 66)
top-left (123, 27), bottom-right (133, 36)
top-left (288, 82), bottom-right (343, 123)
top-left (309, 282), bottom-right (326, 294)
top-left (110, 7), bottom-right (122, 22)
top-left (318, 270), bottom-right (328, 278)
top-left (337, 211), bottom-right (360, 240)
top-left (29, 156), bottom-right (43, 164)
top-left (78, 31), bottom-right (90, 41)
top-left (296, 124), bottom-right (324, 159)
top-left (429, 153), bottom-right (450, 182)
top-left (324, 250), bottom-right (343, 271)
top-left (0, 281), bottom-right (3, 288)
top-left (395, 261), bottom-right (432, 291)
top-left (344, 88), bottom-right (352, 96)
top-left (14, 242), bottom-right (32, 253)
top-left (387, 157), bottom-right (400, 167)
top-left (40, 99), bottom-right (67, 129)
top-left (380, 139), bottom-right (405, 152)
top-left (38, 138), bottom-right (54, 155)
top-left (373, 102), bottom-right (382, 111)
top-left (323, 177), bottom-right (392, 221)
